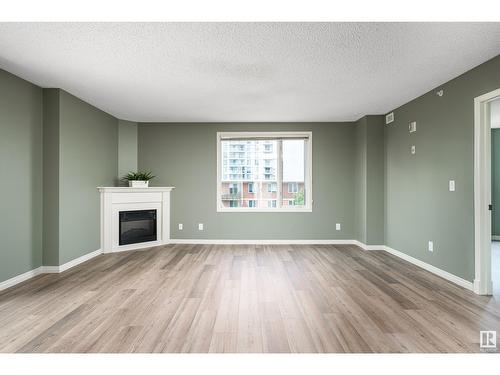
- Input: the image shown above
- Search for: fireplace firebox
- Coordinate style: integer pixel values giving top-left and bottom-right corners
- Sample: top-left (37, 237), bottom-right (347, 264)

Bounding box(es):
top-left (119, 209), bottom-right (157, 246)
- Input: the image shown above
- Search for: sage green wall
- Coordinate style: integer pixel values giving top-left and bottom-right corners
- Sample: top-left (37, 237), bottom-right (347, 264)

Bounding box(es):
top-left (354, 117), bottom-right (367, 243)
top-left (42, 89), bottom-right (60, 266)
top-left (365, 116), bottom-right (385, 245)
top-left (492, 128), bottom-right (500, 236)
top-left (0, 69), bottom-right (43, 282)
top-left (385, 54), bottom-right (500, 282)
top-left (138, 122), bottom-right (356, 240)
top-left (58, 90), bottom-right (118, 264)
top-left (354, 116), bottom-right (385, 245)
top-left (118, 120), bottom-right (138, 181)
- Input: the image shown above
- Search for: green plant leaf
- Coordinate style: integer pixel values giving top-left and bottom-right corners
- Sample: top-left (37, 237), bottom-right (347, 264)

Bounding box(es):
top-left (121, 171), bottom-right (156, 181)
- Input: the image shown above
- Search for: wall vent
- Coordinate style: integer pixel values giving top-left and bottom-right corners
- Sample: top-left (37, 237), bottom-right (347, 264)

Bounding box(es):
top-left (385, 112), bottom-right (394, 124)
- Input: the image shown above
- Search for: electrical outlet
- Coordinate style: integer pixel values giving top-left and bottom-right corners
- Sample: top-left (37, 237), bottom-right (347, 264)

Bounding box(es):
top-left (198, 223), bottom-right (204, 231)
top-left (428, 241), bottom-right (434, 252)
top-left (411, 145), bottom-right (416, 155)
top-left (449, 180), bottom-right (455, 192)
top-left (336, 223), bottom-right (341, 231)
top-left (178, 223), bottom-right (183, 230)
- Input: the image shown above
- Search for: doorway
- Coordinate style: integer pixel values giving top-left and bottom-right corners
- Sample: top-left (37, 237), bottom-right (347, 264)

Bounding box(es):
top-left (474, 88), bottom-right (500, 295)
top-left (490, 98), bottom-right (500, 295)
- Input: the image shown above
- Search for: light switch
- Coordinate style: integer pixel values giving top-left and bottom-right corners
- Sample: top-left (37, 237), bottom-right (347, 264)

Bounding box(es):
top-left (336, 223), bottom-right (341, 231)
top-left (409, 121), bottom-right (417, 133)
top-left (198, 223), bottom-right (204, 231)
top-left (449, 180), bottom-right (455, 192)
top-left (411, 145), bottom-right (416, 155)
top-left (178, 223), bottom-right (183, 230)
top-left (428, 241), bottom-right (434, 252)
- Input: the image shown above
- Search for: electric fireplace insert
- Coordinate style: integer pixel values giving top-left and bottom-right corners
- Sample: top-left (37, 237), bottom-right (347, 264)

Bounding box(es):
top-left (119, 209), bottom-right (157, 246)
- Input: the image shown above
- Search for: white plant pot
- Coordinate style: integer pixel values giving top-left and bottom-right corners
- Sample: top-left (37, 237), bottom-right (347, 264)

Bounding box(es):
top-left (129, 180), bottom-right (149, 188)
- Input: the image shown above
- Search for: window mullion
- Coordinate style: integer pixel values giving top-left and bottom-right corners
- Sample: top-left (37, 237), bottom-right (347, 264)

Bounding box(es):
top-left (277, 139), bottom-right (283, 209)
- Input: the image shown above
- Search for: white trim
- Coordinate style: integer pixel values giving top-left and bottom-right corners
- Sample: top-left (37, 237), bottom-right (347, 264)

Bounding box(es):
top-left (170, 239), bottom-right (358, 245)
top-left (384, 246), bottom-right (473, 291)
top-left (353, 240), bottom-right (386, 251)
top-left (97, 187), bottom-right (174, 193)
top-left (217, 207), bottom-right (312, 213)
top-left (0, 267), bottom-right (44, 291)
top-left (169, 239), bottom-right (473, 291)
top-left (57, 249), bottom-right (102, 273)
top-left (41, 249), bottom-right (102, 273)
top-left (0, 249), bottom-right (102, 291)
top-left (218, 131), bottom-right (312, 140)
top-left (99, 188), bottom-right (172, 253)
top-left (474, 88), bottom-right (500, 295)
top-left (2, 241), bottom-right (474, 294)
top-left (216, 131), bottom-right (313, 213)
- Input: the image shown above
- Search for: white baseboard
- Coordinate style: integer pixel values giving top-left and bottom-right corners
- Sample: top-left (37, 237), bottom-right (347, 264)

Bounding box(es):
top-left (169, 239), bottom-right (359, 245)
top-left (0, 267), bottom-right (44, 291)
top-left (57, 249), bottom-right (102, 272)
top-left (171, 239), bottom-right (473, 292)
top-left (383, 245), bottom-right (473, 291)
top-left (0, 249), bottom-right (102, 291)
top-left (1, 241), bottom-right (474, 294)
top-left (352, 240), bottom-right (386, 251)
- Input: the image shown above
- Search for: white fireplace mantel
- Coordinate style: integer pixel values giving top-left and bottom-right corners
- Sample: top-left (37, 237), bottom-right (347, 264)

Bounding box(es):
top-left (98, 186), bottom-right (174, 253)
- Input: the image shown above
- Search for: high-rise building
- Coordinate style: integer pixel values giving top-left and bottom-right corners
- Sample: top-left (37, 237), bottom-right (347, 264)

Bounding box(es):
top-left (220, 139), bottom-right (304, 208)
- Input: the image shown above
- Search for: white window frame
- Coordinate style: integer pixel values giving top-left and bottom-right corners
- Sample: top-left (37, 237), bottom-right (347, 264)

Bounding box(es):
top-left (217, 131), bottom-right (313, 212)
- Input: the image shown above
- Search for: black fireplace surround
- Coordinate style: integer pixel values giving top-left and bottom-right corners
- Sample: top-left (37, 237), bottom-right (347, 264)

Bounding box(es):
top-left (119, 209), bottom-right (157, 246)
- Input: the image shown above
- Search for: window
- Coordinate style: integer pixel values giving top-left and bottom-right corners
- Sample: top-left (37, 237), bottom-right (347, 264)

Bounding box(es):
top-left (267, 182), bottom-right (277, 193)
top-left (217, 132), bottom-right (312, 212)
top-left (229, 183), bottom-right (238, 195)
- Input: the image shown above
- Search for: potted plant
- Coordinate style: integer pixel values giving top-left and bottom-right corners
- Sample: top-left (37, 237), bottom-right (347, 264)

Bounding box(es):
top-left (122, 171), bottom-right (156, 188)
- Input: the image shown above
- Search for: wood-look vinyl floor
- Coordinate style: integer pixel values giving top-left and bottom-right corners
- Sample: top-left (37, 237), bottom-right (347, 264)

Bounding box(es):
top-left (1, 244), bottom-right (499, 353)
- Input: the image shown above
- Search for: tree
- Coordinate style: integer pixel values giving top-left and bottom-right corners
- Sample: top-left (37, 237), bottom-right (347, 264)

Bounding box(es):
top-left (294, 189), bottom-right (305, 205)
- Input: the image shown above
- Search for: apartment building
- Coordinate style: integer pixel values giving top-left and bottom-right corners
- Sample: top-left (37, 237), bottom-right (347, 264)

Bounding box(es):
top-left (220, 139), bottom-right (305, 208)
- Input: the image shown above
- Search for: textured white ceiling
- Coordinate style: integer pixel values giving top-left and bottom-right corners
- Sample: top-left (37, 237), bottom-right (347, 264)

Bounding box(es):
top-left (0, 23), bottom-right (499, 122)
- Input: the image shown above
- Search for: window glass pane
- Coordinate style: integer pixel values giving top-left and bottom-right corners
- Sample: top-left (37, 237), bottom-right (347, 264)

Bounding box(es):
top-left (282, 139), bottom-right (306, 208)
top-left (221, 139), bottom-right (277, 209)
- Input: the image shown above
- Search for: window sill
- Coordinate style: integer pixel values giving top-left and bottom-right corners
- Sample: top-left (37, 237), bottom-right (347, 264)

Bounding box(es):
top-left (217, 208), bottom-right (312, 213)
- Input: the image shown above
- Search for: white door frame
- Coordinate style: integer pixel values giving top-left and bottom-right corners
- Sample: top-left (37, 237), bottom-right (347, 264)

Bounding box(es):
top-left (474, 88), bottom-right (500, 295)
